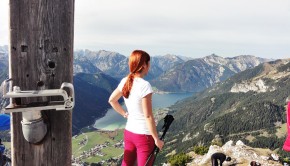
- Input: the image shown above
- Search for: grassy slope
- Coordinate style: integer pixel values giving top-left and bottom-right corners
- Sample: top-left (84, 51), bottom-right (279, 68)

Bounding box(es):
top-left (72, 129), bottom-right (124, 163)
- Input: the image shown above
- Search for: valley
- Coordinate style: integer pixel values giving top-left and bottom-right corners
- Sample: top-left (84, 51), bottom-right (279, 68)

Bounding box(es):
top-left (1, 45), bottom-right (290, 165)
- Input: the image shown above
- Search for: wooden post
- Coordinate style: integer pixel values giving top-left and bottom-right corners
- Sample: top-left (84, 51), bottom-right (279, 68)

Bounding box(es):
top-left (9, 0), bottom-right (74, 165)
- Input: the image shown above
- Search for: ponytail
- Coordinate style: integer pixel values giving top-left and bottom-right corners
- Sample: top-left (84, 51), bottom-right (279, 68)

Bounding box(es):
top-left (122, 73), bottom-right (134, 98)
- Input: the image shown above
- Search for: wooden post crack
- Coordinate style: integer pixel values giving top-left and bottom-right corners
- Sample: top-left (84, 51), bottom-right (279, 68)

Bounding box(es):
top-left (9, 0), bottom-right (74, 165)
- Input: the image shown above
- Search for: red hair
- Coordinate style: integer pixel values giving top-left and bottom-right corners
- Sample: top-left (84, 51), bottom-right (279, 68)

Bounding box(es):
top-left (122, 50), bottom-right (150, 98)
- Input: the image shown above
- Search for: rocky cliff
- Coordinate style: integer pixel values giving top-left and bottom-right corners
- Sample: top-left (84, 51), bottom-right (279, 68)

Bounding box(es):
top-left (186, 140), bottom-right (282, 166)
top-left (151, 54), bottom-right (269, 92)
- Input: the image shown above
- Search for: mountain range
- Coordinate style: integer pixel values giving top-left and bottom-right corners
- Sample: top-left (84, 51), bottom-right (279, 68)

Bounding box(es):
top-left (0, 45), bottom-right (272, 134)
top-left (155, 58), bottom-right (290, 163)
top-left (73, 49), bottom-right (188, 81)
top-left (0, 45), bottom-right (8, 83)
top-left (152, 54), bottom-right (269, 92)
top-left (74, 49), bottom-right (269, 92)
top-left (0, 46), bottom-right (9, 111)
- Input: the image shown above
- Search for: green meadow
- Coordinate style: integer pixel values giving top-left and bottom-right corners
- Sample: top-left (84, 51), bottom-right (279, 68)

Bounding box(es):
top-left (72, 129), bottom-right (124, 163)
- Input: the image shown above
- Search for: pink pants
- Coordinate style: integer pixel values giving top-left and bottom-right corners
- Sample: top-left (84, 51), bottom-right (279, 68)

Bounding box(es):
top-left (122, 129), bottom-right (155, 166)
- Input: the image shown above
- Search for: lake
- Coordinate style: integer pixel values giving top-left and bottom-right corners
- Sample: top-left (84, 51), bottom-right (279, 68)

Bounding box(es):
top-left (93, 92), bottom-right (194, 130)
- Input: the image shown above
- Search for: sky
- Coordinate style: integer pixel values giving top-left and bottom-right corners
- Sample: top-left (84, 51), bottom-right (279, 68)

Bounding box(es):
top-left (0, 0), bottom-right (290, 59)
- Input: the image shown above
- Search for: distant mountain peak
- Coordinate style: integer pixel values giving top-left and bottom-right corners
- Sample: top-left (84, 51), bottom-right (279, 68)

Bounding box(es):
top-left (204, 53), bottom-right (223, 59)
top-left (202, 54), bottom-right (226, 65)
top-left (228, 54), bottom-right (255, 58)
top-left (0, 45), bottom-right (8, 52)
top-left (97, 50), bottom-right (121, 57)
top-left (159, 54), bottom-right (183, 61)
top-left (209, 53), bottom-right (220, 57)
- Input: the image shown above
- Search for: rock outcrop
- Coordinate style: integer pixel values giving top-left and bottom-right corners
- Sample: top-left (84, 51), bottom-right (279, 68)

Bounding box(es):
top-left (187, 140), bottom-right (282, 166)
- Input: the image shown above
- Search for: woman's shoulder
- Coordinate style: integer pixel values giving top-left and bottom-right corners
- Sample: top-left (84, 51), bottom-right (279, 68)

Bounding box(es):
top-left (120, 77), bottom-right (127, 82)
top-left (117, 77), bottom-right (128, 89)
top-left (135, 77), bottom-right (151, 85)
top-left (135, 77), bottom-right (149, 83)
top-left (119, 77), bottom-right (129, 84)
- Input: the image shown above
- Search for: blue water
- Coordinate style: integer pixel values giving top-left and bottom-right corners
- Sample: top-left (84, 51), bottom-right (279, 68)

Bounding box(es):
top-left (93, 92), bottom-right (194, 130)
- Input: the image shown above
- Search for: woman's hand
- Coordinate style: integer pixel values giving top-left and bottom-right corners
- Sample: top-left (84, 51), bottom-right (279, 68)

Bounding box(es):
top-left (123, 112), bottom-right (129, 118)
top-left (155, 139), bottom-right (164, 151)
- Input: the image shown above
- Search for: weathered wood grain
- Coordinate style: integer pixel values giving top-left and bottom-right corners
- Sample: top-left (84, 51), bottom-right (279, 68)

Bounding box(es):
top-left (9, 0), bottom-right (74, 165)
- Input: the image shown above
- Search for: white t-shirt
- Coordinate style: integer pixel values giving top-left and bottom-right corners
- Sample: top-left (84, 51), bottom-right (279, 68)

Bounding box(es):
top-left (117, 77), bottom-right (153, 135)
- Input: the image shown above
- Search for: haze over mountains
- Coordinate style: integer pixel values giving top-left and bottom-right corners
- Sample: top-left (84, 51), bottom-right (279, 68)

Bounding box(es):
top-left (74, 49), bottom-right (269, 92)
top-left (152, 54), bottom-right (269, 92)
top-left (0, 45), bottom-right (272, 134)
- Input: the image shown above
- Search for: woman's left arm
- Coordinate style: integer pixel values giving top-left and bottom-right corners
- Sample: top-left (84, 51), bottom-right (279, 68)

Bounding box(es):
top-left (108, 88), bottom-right (128, 118)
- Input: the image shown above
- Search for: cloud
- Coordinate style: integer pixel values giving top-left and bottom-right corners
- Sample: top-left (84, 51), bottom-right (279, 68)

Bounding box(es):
top-left (0, 0), bottom-right (9, 45)
top-left (1, 0), bottom-right (290, 58)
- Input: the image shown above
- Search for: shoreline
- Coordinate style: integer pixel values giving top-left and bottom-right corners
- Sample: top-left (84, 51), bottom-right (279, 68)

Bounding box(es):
top-left (92, 92), bottom-right (195, 132)
top-left (153, 90), bottom-right (196, 94)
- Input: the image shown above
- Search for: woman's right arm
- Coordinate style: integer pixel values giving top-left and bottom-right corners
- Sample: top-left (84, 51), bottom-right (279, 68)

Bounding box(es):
top-left (108, 88), bottom-right (128, 118)
top-left (142, 93), bottom-right (164, 150)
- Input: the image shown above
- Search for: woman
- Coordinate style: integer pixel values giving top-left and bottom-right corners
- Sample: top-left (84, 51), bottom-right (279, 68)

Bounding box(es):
top-left (108, 50), bottom-right (164, 166)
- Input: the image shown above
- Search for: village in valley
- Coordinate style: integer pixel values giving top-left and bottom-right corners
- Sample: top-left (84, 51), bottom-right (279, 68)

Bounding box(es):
top-left (71, 129), bottom-right (124, 165)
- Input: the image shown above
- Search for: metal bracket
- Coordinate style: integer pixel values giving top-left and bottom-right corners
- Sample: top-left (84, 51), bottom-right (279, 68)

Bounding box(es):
top-left (2, 79), bottom-right (75, 113)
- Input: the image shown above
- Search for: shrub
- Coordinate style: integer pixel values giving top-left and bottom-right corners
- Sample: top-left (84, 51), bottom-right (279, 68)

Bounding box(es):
top-left (168, 153), bottom-right (191, 166)
top-left (282, 157), bottom-right (290, 164)
top-left (193, 146), bottom-right (209, 155)
top-left (211, 135), bottom-right (224, 147)
top-left (211, 140), bottom-right (223, 147)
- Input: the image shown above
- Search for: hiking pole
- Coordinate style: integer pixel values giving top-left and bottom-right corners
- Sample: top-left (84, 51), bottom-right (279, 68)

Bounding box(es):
top-left (144, 114), bottom-right (174, 166)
